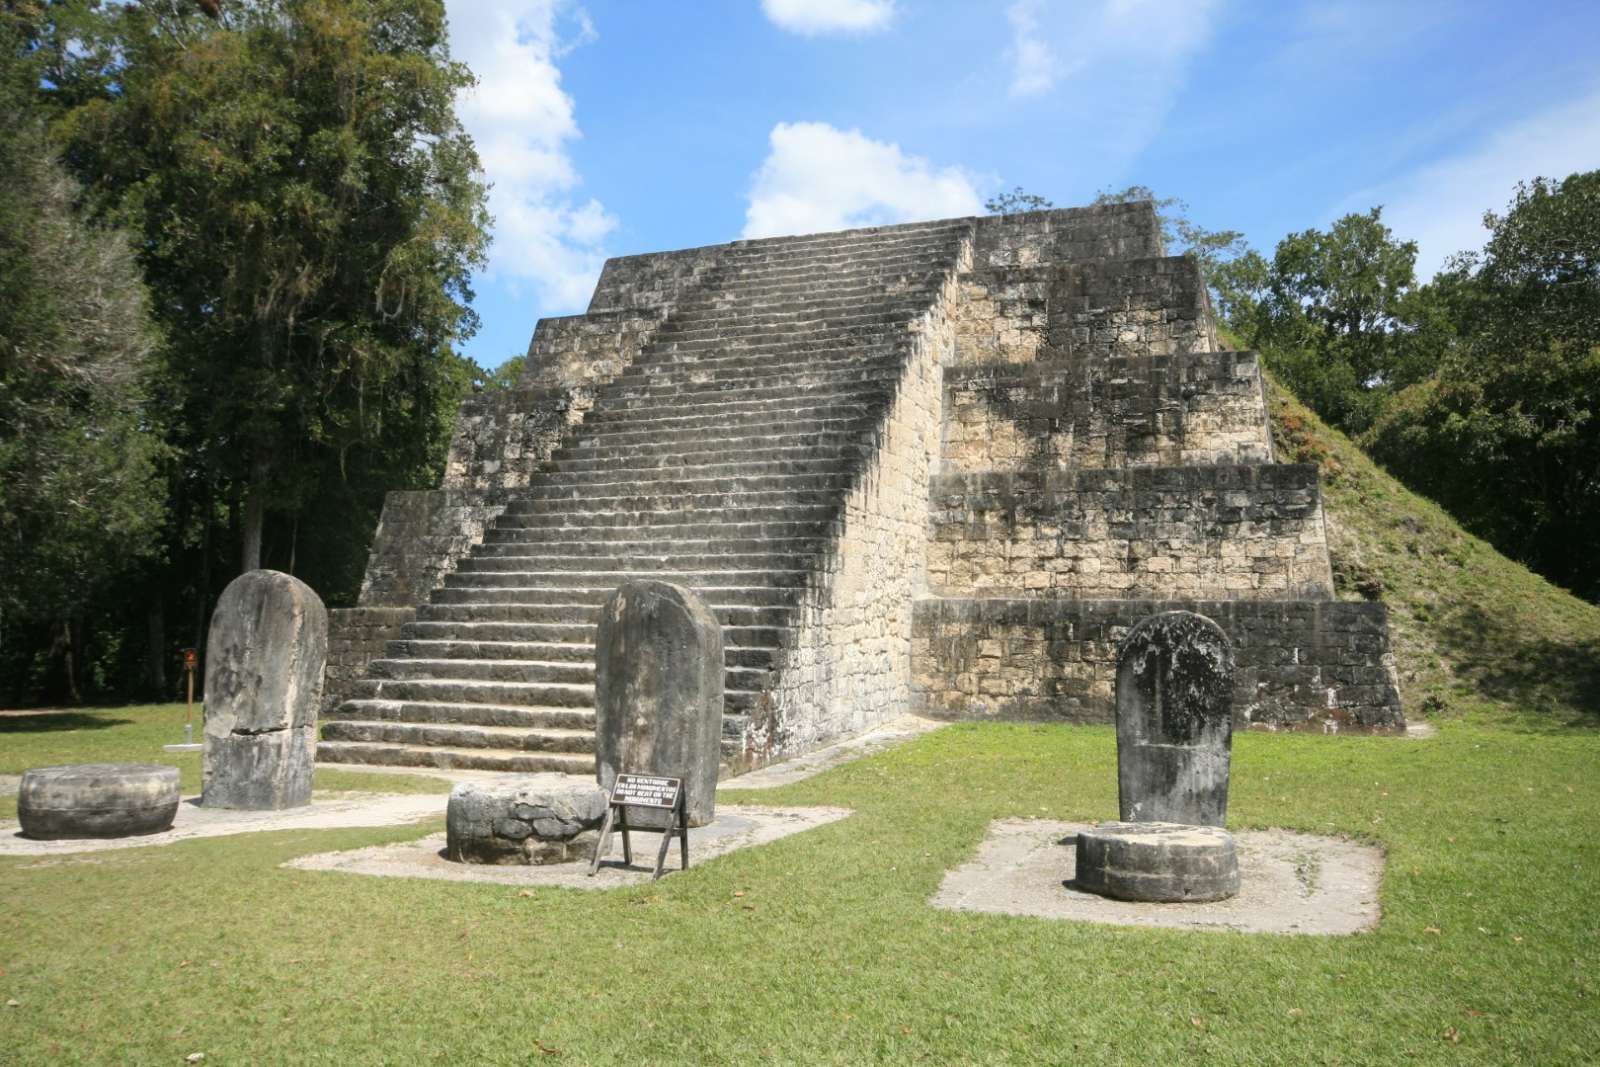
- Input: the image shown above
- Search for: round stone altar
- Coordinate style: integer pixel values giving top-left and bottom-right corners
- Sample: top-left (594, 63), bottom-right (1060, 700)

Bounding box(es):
top-left (446, 781), bottom-right (608, 865)
top-left (17, 763), bottom-right (181, 840)
top-left (1073, 821), bottom-right (1240, 903)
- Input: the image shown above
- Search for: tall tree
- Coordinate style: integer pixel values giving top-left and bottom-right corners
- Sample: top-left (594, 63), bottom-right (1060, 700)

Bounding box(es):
top-left (0, 17), bottom-right (168, 701)
top-left (1364, 172), bottom-right (1600, 602)
top-left (44, 0), bottom-right (490, 574)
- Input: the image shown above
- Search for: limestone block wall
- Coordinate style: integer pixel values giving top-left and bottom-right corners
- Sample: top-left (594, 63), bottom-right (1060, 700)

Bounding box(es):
top-left (941, 352), bottom-right (1274, 473)
top-left (323, 607), bottom-right (414, 713)
top-left (972, 202), bottom-right (1163, 267)
top-left (520, 311), bottom-right (657, 389)
top-left (911, 598), bottom-right (1403, 730)
top-left (444, 385), bottom-right (595, 491)
top-left (926, 466), bottom-right (1334, 601)
top-left (355, 489), bottom-right (510, 607)
top-left (732, 269), bottom-right (961, 768)
top-left (1045, 257), bottom-right (1217, 360)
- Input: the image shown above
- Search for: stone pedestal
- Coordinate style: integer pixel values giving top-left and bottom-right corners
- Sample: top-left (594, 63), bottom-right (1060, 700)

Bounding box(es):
top-left (202, 569), bottom-right (327, 810)
top-left (594, 580), bottom-right (724, 827)
top-left (1115, 611), bottom-right (1234, 827)
top-left (446, 782), bottom-right (609, 865)
top-left (18, 764), bottom-right (180, 839)
top-left (1074, 822), bottom-right (1240, 902)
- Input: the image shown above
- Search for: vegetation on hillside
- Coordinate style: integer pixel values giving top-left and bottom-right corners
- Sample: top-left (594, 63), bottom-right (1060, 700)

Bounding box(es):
top-left (1262, 364), bottom-right (1600, 727)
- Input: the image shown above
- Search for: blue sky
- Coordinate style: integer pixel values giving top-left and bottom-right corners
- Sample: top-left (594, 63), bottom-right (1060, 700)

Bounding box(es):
top-left (443, 0), bottom-right (1600, 371)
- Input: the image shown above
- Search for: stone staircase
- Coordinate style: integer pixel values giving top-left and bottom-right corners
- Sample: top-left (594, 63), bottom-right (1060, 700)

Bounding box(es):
top-left (318, 219), bottom-right (973, 772)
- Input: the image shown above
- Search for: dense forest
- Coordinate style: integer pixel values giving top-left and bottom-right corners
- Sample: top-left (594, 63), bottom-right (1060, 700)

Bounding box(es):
top-left (2, 2), bottom-right (1596, 706)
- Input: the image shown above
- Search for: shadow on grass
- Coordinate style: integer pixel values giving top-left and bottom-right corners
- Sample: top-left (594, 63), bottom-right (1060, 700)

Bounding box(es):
top-left (1434, 603), bottom-right (1600, 728)
top-left (0, 713), bottom-right (134, 734)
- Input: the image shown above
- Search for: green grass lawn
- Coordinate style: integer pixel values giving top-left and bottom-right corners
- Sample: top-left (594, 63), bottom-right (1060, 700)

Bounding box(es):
top-left (3, 710), bottom-right (1596, 1065)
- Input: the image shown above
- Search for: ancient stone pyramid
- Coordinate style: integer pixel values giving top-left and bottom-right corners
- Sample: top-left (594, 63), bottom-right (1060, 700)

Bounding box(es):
top-left (319, 202), bottom-right (1403, 776)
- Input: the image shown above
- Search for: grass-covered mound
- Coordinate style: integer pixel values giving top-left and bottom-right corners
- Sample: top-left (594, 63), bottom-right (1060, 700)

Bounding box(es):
top-left (1266, 378), bottom-right (1600, 728)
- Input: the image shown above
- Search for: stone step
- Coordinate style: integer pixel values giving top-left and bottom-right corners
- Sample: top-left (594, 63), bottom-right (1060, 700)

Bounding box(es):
top-left (609, 356), bottom-right (900, 393)
top-left (572, 404), bottom-right (884, 440)
top-left (400, 619), bottom-right (790, 649)
top-left (320, 719), bottom-right (599, 755)
top-left (452, 551), bottom-right (816, 574)
top-left (315, 740), bottom-right (597, 775)
top-left (432, 583), bottom-right (795, 607)
top-left (591, 380), bottom-right (890, 413)
top-left (654, 314), bottom-right (921, 348)
top-left (416, 601), bottom-right (794, 629)
top-left (545, 446), bottom-right (865, 478)
top-left (550, 437), bottom-right (867, 472)
top-left (490, 506), bottom-right (838, 533)
top-left (443, 568), bottom-right (810, 590)
top-left (364, 657), bottom-right (772, 691)
top-left (384, 638), bottom-right (596, 663)
top-left (326, 697), bottom-right (596, 729)
top-left (670, 257), bottom-right (951, 298)
top-left (475, 528), bottom-right (824, 554)
top-left (513, 471), bottom-right (852, 501)
top-left (349, 676), bottom-right (595, 708)
top-left (567, 414), bottom-right (880, 453)
top-left (672, 266), bottom-right (948, 304)
top-left (482, 522), bottom-right (834, 549)
top-left (622, 341), bottom-right (899, 372)
top-left (370, 657), bottom-right (596, 686)
top-left (381, 638), bottom-right (779, 671)
top-left (497, 488), bottom-right (846, 517)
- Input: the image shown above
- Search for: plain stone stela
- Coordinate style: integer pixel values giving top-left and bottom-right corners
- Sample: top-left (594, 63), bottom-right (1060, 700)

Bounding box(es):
top-left (203, 569), bottom-right (327, 810)
top-left (1115, 610), bottom-right (1234, 827)
top-left (594, 580), bottom-right (724, 827)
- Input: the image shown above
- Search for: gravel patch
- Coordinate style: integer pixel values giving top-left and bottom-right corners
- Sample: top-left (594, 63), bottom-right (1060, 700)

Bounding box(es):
top-left (0, 792), bottom-right (445, 855)
top-left (933, 818), bottom-right (1383, 935)
top-left (283, 804), bottom-right (853, 888)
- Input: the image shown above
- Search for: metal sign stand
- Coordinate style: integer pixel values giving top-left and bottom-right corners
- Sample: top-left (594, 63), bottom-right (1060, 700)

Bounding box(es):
top-left (588, 774), bottom-right (690, 882)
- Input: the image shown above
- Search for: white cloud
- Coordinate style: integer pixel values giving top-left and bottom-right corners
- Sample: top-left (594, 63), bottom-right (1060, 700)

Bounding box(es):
top-left (761, 0), bottom-right (894, 36)
top-left (742, 122), bottom-right (983, 239)
top-left (1349, 87), bottom-right (1600, 277)
top-left (1004, 0), bottom-right (1217, 100)
top-left (446, 1), bottom-right (615, 310)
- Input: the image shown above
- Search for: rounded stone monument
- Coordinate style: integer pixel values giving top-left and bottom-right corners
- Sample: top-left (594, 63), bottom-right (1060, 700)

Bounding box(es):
top-left (446, 781), bottom-right (609, 865)
top-left (595, 580), bottom-right (724, 827)
top-left (1074, 821), bottom-right (1240, 903)
top-left (202, 569), bottom-right (327, 810)
top-left (17, 763), bottom-right (181, 840)
top-left (1115, 610), bottom-right (1235, 827)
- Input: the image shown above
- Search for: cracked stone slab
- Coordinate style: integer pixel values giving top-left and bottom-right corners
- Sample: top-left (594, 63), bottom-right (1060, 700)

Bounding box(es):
top-left (932, 818), bottom-right (1383, 935)
top-left (282, 804), bottom-right (853, 888)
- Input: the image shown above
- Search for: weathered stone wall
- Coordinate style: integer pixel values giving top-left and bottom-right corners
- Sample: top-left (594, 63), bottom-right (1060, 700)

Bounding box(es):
top-left (323, 607), bottom-right (414, 713)
top-left (927, 466), bottom-right (1334, 601)
top-left (444, 387), bottom-right (595, 491)
top-left (911, 598), bottom-right (1403, 731)
top-left (356, 489), bottom-right (509, 607)
top-left (948, 256), bottom-right (1214, 367)
top-left (972, 201), bottom-right (1164, 267)
top-left (731, 263), bottom-right (964, 767)
top-left (518, 310), bottom-right (657, 389)
top-left (940, 351), bottom-right (1274, 473)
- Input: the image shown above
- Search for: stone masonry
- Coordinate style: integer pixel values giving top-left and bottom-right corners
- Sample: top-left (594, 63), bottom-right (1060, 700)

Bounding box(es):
top-left (320, 200), bottom-right (1402, 780)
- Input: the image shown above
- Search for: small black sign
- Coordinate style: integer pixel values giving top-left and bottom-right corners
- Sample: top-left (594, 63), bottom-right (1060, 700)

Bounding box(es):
top-left (612, 774), bottom-right (681, 810)
top-left (589, 773), bottom-right (690, 881)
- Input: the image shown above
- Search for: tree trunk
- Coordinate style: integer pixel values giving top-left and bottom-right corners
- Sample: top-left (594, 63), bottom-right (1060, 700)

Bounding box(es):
top-left (240, 445), bottom-right (272, 572)
top-left (59, 618), bottom-right (82, 705)
top-left (145, 603), bottom-right (167, 697)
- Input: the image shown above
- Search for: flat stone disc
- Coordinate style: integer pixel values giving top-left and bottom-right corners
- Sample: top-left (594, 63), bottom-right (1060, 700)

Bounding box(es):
top-left (1074, 821), bottom-right (1240, 903)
